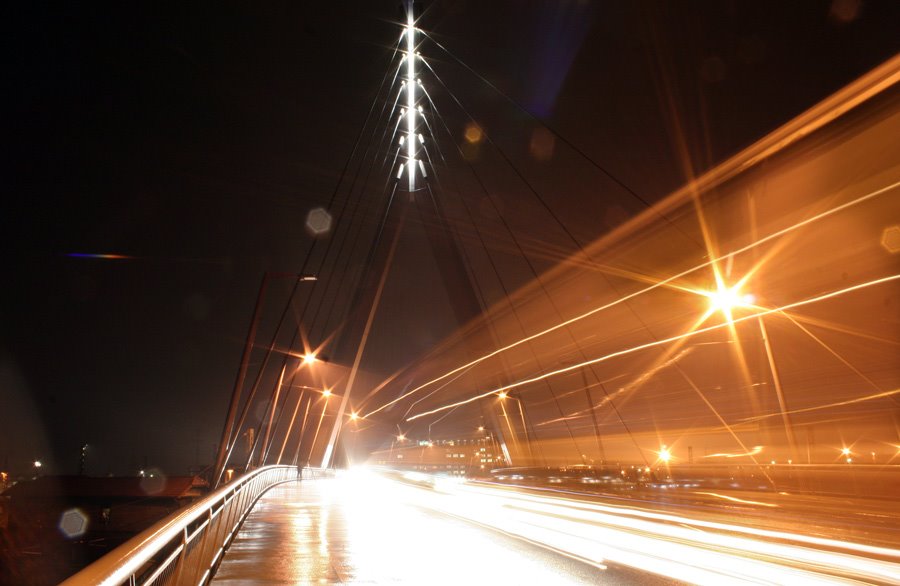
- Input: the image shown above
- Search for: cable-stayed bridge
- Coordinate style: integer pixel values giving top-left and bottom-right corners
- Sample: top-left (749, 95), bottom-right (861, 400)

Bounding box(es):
top-left (58, 5), bottom-right (900, 585)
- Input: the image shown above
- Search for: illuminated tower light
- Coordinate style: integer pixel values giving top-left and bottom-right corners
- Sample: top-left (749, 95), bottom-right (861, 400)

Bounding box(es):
top-left (405, 15), bottom-right (416, 192)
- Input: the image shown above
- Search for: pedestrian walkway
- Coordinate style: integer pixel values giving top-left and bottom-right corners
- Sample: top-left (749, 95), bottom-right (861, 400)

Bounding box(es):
top-left (210, 474), bottom-right (608, 585)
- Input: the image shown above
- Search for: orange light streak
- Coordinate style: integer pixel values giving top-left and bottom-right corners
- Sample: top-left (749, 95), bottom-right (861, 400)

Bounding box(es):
top-left (693, 492), bottom-right (779, 508)
top-left (704, 446), bottom-right (763, 458)
top-left (369, 182), bottom-right (899, 419)
top-left (737, 388), bottom-right (900, 425)
top-left (406, 274), bottom-right (899, 421)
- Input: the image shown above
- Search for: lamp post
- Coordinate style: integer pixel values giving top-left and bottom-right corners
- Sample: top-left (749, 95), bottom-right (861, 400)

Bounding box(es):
top-left (213, 271), bottom-right (316, 488)
top-left (305, 389), bottom-right (333, 467)
top-left (498, 392), bottom-right (535, 464)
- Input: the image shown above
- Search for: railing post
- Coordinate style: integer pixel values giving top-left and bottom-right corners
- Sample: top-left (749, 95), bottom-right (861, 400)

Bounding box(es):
top-left (171, 526), bottom-right (189, 586)
top-left (189, 509), bottom-right (214, 586)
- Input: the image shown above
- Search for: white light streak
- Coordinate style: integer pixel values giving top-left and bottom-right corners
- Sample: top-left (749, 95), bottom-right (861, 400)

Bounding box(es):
top-left (405, 17), bottom-right (417, 191)
top-left (338, 471), bottom-right (900, 584)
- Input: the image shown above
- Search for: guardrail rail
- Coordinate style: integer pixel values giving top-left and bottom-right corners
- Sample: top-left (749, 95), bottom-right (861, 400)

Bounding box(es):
top-left (61, 465), bottom-right (302, 586)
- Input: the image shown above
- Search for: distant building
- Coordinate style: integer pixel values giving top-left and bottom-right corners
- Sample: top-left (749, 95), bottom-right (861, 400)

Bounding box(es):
top-left (371, 435), bottom-right (506, 477)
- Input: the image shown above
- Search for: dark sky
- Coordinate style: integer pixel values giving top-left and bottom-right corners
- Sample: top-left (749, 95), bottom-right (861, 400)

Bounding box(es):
top-left (3, 0), bottom-right (898, 476)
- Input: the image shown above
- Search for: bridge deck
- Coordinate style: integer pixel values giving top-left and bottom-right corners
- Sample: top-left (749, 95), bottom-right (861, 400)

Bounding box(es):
top-left (209, 477), bottom-right (646, 585)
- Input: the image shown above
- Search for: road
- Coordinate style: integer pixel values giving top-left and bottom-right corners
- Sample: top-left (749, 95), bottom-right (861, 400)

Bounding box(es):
top-left (213, 469), bottom-right (900, 584)
top-left (212, 475), bottom-right (676, 585)
top-left (478, 475), bottom-right (900, 552)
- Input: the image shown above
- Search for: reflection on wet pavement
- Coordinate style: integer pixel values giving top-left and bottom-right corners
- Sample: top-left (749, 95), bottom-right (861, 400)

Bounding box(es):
top-left (211, 476), bottom-right (610, 585)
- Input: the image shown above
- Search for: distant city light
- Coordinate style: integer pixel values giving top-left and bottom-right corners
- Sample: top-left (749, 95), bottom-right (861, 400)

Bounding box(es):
top-left (33, 460), bottom-right (42, 468)
top-left (657, 447), bottom-right (671, 463)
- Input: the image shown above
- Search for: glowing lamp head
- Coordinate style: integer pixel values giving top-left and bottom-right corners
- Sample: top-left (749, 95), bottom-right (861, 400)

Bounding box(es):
top-left (322, 389), bottom-right (332, 398)
top-left (498, 391), bottom-right (508, 400)
top-left (841, 447), bottom-right (851, 456)
top-left (350, 412), bottom-right (359, 421)
top-left (658, 447), bottom-right (672, 463)
top-left (708, 286), bottom-right (743, 312)
top-left (397, 434), bottom-right (406, 441)
top-left (33, 460), bottom-right (42, 468)
top-left (302, 353), bottom-right (317, 365)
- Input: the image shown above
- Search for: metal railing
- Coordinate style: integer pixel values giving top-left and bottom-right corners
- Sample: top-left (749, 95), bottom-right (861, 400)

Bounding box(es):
top-left (60, 465), bottom-right (301, 586)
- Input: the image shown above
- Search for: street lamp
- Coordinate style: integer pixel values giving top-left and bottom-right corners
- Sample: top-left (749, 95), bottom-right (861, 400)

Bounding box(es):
top-left (658, 446), bottom-right (672, 463)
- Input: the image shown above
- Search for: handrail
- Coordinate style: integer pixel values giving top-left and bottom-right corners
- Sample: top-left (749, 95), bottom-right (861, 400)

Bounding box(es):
top-left (60, 465), bottom-right (300, 586)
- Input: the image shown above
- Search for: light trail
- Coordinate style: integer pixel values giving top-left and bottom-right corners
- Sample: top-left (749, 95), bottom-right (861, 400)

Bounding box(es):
top-left (693, 492), bottom-right (779, 508)
top-left (736, 387), bottom-right (900, 425)
top-left (704, 446), bottom-right (763, 459)
top-left (536, 350), bottom-right (690, 425)
top-left (407, 273), bottom-right (900, 421)
top-left (365, 180), bottom-right (900, 419)
top-left (347, 469), bottom-right (900, 584)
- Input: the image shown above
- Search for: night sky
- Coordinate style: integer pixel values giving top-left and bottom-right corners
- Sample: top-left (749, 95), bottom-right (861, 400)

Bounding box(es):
top-left (3, 0), bottom-right (898, 476)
